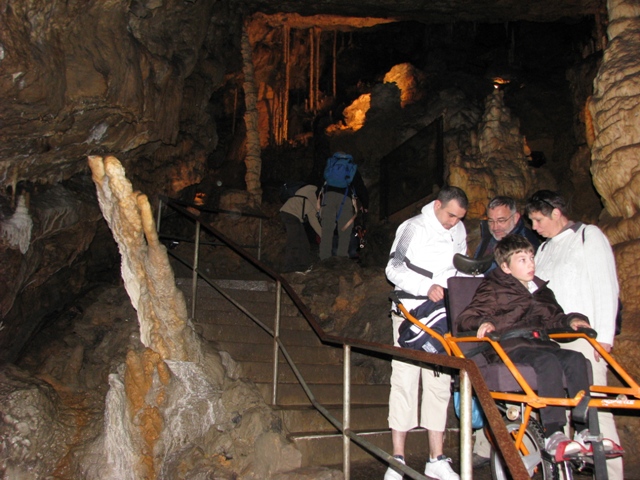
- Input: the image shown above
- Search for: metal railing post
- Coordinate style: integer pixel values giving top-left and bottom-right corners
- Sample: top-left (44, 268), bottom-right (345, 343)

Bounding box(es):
top-left (156, 198), bottom-right (163, 233)
top-left (343, 344), bottom-right (351, 480)
top-left (272, 280), bottom-right (282, 405)
top-left (191, 222), bottom-right (201, 321)
top-left (459, 369), bottom-right (473, 480)
top-left (258, 218), bottom-right (263, 260)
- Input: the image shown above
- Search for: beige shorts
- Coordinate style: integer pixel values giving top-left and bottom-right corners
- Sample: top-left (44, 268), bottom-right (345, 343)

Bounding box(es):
top-left (388, 312), bottom-right (451, 432)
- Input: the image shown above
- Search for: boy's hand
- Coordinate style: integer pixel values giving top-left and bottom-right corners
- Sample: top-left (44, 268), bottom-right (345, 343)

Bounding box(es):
top-left (477, 322), bottom-right (495, 338)
top-left (569, 318), bottom-right (590, 330)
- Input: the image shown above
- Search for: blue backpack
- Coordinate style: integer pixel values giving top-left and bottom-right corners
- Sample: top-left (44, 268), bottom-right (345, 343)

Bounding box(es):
top-left (324, 152), bottom-right (357, 189)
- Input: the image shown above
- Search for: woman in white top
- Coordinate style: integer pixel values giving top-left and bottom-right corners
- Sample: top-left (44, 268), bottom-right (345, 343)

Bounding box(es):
top-left (525, 190), bottom-right (622, 480)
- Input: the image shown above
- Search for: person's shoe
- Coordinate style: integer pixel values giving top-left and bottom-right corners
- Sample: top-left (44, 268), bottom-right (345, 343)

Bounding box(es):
top-left (472, 453), bottom-right (490, 468)
top-left (574, 429), bottom-right (624, 458)
top-left (424, 455), bottom-right (460, 480)
top-left (545, 431), bottom-right (587, 462)
top-left (383, 455), bottom-right (405, 480)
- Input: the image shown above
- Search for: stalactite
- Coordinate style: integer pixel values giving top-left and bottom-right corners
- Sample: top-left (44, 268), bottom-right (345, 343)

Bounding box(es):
top-left (240, 23), bottom-right (263, 204)
top-left (508, 27), bottom-right (515, 66)
top-left (282, 25), bottom-right (290, 145)
top-left (314, 27), bottom-right (321, 111)
top-left (308, 28), bottom-right (315, 112)
top-left (232, 86), bottom-right (238, 135)
top-left (332, 30), bottom-right (337, 99)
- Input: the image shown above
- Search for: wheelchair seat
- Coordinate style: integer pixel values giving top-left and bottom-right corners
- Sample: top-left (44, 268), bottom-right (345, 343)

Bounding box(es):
top-left (446, 276), bottom-right (542, 392)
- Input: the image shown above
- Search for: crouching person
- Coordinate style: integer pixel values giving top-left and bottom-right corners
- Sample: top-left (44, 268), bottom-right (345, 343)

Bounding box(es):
top-left (456, 234), bottom-right (619, 461)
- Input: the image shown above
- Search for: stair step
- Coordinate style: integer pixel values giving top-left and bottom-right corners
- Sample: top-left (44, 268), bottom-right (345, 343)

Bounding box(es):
top-left (276, 404), bottom-right (389, 434)
top-left (194, 309), bottom-right (310, 330)
top-left (191, 296), bottom-right (300, 317)
top-left (216, 342), bottom-right (343, 365)
top-left (292, 428), bottom-right (430, 467)
top-left (240, 362), bottom-right (372, 385)
top-left (257, 382), bottom-right (390, 406)
top-left (200, 324), bottom-right (322, 346)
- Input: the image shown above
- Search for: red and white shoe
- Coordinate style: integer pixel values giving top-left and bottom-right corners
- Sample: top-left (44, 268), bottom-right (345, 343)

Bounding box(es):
top-left (545, 431), bottom-right (589, 462)
top-left (574, 429), bottom-right (624, 458)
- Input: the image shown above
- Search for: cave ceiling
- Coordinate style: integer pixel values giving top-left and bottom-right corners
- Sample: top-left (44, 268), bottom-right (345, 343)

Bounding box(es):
top-left (247, 0), bottom-right (604, 23)
top-left (0, 0), bottom-right (605, 197)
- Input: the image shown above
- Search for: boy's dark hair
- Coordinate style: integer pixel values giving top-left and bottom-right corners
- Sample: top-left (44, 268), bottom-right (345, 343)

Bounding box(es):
top-left (437, 186), bottom-right (469, 210)
top-left (525, 190), bottom-right (568, 218)
top-left (494, 234), bottom-right (534, 267)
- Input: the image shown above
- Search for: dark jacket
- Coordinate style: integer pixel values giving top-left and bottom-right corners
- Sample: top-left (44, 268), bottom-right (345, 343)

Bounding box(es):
top-left (457, 267), bottom-right (588, 353)
top-left (474, 217), bottom-right (540, 271)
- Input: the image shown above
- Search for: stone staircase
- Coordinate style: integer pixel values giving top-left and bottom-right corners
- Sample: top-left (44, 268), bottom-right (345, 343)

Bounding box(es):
top-left (176, 277), bottom-right (430, 468)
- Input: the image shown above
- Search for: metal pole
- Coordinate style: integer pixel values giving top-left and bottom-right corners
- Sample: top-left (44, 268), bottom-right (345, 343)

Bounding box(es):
top-left (258, 218), bottom-right (263, 260)
top-left (459, 369), bottom-right (473, 480)
top-left (343, 344), bottom-right (351, 480)
top-left (156, 198), bottom-right (163, 233)
top-left (191, 222), bottom-right (201, 321)
top-left (272, 280), bottom-right (282, 405)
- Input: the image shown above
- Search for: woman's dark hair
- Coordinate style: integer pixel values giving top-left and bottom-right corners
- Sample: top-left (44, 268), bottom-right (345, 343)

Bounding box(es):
top-left (525, 190), bottom-right (568, 217)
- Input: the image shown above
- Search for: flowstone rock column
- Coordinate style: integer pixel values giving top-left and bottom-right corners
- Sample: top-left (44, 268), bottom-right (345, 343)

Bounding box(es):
top-left (78, 155), bottom-right (301, 479)
top-left (589, 0), bottom-right (640, 471)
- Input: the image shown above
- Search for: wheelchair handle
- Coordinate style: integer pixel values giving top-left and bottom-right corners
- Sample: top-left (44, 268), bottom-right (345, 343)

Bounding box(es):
top-left (547, 327), bottom-right (598, 339)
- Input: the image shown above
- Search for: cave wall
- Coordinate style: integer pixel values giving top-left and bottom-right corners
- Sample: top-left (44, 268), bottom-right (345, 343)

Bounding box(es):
top-left (0, 0), bottom-right (247, 363)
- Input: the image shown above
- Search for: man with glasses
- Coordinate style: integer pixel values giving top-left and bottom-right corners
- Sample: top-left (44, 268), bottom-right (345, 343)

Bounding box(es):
top-left (475, 196), bottom-right (540, 270)
top-left (525, 189), bottom-right (623, 479)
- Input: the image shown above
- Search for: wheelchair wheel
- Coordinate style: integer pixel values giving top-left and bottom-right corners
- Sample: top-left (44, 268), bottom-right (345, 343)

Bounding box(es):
top-left (490, 418), bottom-right (558, 480)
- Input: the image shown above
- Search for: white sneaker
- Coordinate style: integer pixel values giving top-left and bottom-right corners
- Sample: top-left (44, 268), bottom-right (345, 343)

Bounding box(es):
top-left (383, 455), bottom-right (405, 480)
top-left (424, 456), bottom-right (460, 480)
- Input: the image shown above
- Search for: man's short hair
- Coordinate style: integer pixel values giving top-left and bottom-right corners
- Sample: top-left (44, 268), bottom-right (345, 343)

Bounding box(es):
top-left (525, 190), bottom-right (568, 217)
top-left (487, 196), bottom-right (517, 213)
top-left (437, 186), bottom-right (469, 210)
top-left (494, 234), bottom-right (534, 267)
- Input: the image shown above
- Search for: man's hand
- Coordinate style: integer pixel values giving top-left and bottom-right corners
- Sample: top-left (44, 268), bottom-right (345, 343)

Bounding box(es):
top-left (427, 284), bottom-right (445, 302)
top-left (477, 322), bottom-right (495, 338)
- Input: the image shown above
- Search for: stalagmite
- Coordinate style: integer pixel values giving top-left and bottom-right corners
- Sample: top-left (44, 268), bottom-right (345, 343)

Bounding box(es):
top-left (0, 193), bottom-right (33, 254)
top-left (87, 155), bottom-right (201, 363)
top-left (241, 23), bottom-right (263, 204)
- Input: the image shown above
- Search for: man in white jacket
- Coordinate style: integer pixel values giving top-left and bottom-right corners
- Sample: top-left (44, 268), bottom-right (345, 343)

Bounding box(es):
top-left (384, 186), bottom-right (468, 480)
top-left (526, 189), bottom-right (623, 479)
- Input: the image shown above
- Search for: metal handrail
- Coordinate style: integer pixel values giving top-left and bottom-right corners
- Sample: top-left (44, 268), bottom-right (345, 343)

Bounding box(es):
top-left (158, 197), bottom-right (529, 480)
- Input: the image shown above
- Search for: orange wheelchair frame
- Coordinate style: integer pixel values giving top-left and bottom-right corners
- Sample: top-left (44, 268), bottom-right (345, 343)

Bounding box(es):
top-left (394, 279), bottom-right (640, 479)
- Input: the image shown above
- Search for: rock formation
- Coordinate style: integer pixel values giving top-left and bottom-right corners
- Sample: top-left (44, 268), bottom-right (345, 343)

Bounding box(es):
top-left (449, 89), bottom-right (533, 217)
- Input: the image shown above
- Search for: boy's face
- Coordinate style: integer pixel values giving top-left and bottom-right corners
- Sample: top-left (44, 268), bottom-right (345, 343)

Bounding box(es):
top-left (500, 250), bottom-right (535, 287)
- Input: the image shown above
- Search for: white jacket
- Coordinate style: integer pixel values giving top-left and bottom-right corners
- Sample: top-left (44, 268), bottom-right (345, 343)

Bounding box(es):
top-left (386, 201), bottom-right (467, 311)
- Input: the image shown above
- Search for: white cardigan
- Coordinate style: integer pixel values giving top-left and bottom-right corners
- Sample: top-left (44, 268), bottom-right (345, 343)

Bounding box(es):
top-left (535, 222), bottom-right (619, 345)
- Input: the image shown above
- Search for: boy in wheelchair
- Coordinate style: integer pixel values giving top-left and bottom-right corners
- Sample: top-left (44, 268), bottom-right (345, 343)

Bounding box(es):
top-left (456, 233), bottom-right (607, 462)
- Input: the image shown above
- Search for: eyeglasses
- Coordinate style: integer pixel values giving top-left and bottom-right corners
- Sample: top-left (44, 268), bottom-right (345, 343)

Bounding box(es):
top-left (487, 213), bottom-right (515, 226)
